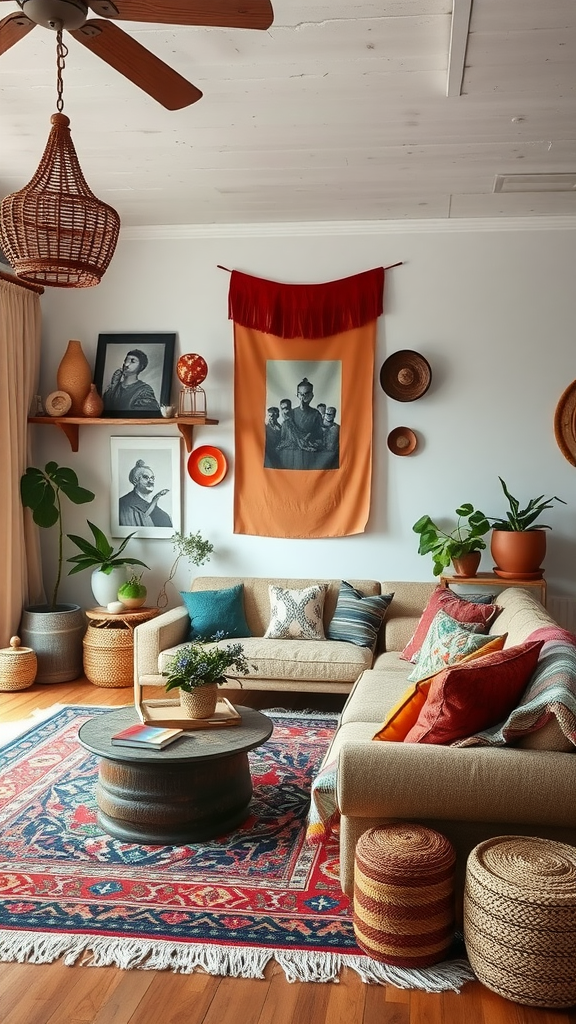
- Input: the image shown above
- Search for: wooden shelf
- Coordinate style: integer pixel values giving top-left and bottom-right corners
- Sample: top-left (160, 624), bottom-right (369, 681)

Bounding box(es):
top-left (440, 572), bottom-right (547, 607)
top-left (27, 416), bottom-right (219, 453)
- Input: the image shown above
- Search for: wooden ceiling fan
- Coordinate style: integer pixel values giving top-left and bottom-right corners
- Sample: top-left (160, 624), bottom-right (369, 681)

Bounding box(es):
top-left (0, 0), bottom-right (274, 108)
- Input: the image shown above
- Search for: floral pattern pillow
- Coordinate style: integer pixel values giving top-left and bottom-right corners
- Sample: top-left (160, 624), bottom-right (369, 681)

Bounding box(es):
top-left (407, 609), bottom-right (502, 684)
top-left (264, 584), bottom-right (328, 640)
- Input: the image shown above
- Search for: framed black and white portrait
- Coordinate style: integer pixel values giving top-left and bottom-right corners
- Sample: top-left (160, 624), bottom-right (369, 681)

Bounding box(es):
top-left (110, 437), bottom-right (181, 538)
top-left (94, 333), bottom-right (176, 418)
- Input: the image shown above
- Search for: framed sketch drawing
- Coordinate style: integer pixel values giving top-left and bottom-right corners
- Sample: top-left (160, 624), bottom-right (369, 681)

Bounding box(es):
top-left (94, 333), bottom-right (176, 418)
top-left (110, 437), bottom-right (181, 538)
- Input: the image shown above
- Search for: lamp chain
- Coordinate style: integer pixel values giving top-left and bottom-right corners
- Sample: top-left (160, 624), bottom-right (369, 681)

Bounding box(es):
top-left (55, 28), bottom-right (69, 113)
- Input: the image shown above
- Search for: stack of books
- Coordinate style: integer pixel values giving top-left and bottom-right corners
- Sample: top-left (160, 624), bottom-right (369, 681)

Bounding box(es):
top-left (111, 723), bottom-right (184, 749)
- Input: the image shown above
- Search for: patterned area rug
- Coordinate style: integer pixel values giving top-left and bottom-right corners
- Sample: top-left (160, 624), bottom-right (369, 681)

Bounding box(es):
top-left (0, 705), bottom-right (474, 989)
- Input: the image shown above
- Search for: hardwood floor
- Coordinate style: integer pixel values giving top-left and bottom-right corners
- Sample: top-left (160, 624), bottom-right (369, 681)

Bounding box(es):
top-left (1, 679), bottom-right (575, 1024)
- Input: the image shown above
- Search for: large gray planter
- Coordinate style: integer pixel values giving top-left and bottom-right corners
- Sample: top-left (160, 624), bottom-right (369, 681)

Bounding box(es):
top-left (19, 604), bottom-right (86, 684)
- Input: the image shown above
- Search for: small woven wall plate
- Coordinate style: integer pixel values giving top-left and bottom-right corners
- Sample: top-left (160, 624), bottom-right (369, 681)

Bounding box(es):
top-left (380, 350), bottom-right (432, 402)
top-left (187, 445), bottom-right (227, 486)
top-left (554, 379), bottom-right (576, 466)
top-left (387, 426), bottom-right (418, 456)
top-left (45, 391), bottom-right (72, 417)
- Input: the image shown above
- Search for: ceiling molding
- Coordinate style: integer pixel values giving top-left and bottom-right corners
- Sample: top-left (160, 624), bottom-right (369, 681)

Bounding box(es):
top-left (119, 217), bottom-right (576, 242)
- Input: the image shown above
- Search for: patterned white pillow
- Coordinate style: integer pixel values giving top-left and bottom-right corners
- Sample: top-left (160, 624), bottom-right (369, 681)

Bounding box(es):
top-left (264, 584), bottom-right (328, 640)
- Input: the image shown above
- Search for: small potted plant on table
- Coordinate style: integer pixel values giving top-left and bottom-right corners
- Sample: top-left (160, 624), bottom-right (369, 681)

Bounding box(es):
top-left (488, 478), bottom-right (566, 578)
top-left (67, 520), bottom-right (149, 606)
top-left (413, 503), bottom-right (490, 577)
top-left (164, 635), bottom-right (250, 719)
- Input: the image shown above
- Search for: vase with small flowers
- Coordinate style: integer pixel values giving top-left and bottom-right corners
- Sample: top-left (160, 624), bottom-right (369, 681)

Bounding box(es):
top-left (164, 635), bottom-right (250, 719)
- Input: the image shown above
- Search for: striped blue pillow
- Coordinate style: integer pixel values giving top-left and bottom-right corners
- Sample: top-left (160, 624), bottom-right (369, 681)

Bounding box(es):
top-left (326, 581), bottom-right (394, 648)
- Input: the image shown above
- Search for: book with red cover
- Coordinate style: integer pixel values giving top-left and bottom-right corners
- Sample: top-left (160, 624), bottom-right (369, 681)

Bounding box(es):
top-left (110, 723), bottom-right (184, 749)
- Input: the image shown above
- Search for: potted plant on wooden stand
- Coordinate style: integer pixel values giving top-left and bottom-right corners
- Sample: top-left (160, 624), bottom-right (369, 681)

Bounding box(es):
top-left (413, 503), bottom-right (491, 577)
top-left (488, 478), bottom-right (566, 579)
top-left (20, 462), bottom-right (95, 682)
top-left (164, 635), bottom-right (250, 719)
top-left (66, 521), bottom-right (149, 606)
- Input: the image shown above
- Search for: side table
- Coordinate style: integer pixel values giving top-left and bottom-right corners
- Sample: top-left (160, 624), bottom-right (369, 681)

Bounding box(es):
top-left (440, 572), bottom-right (547, 607)
top-left (83, 607), bottom-right (159, 688)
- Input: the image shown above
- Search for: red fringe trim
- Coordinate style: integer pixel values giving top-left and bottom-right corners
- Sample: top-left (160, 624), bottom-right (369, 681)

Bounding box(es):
top-left (228, 266), bottom-right (385, 339)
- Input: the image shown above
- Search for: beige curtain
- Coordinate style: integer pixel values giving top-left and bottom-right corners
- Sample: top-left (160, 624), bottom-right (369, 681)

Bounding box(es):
top-left (0, 272), bottom-right (43, 646)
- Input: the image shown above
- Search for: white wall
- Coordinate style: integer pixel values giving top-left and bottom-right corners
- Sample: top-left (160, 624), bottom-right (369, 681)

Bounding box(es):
top-left (36, 219), bottom-right (576, 610)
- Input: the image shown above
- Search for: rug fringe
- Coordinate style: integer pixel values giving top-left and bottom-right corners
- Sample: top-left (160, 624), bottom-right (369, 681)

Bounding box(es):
top-left (0, 931), bottom-right (475, 991)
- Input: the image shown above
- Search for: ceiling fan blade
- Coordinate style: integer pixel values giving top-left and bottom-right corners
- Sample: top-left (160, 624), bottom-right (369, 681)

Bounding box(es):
top-left (69, 19), bottom-right (202, 109)
top-left (0, 11), bottom-right (35, 56)
top-left (88, 0), bottom-right (273, 30)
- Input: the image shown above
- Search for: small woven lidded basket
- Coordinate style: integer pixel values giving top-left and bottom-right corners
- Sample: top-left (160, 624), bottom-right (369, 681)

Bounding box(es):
top-left (353, 824), bottom-right (456, 967)
top-left (464, 836), bottom-right (576, 1008)
top-left (0, 636), bottom-right (37, 691)
top-left (83, 623), bottom-right (133, 688)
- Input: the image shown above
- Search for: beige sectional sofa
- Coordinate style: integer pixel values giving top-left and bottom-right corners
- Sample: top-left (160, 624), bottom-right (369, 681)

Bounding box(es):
top-left (328, 582), bottom-right (576, 918)
top-left (133, 576), bottom-right (387, 694)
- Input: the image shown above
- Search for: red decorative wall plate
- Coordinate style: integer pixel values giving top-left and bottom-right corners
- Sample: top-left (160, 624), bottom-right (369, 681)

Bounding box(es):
top-left (187, 446), bottom-right (227, 486)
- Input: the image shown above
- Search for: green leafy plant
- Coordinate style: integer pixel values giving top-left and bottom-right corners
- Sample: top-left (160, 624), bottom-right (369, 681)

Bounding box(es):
top-left (413, 504), bottom-right (490, 577)
top-left (488, 477), bottom-right (566, 531)
top-left (164, 635), bottom-right (250, 692)
top-left (157, 530), bottom-right (214, 609)
top-left (20, 462), bottom-right (95, 608)
top-left (66, 521), bottom-right (149, 575)
top-left (118, 572), bottom-right (147, 601)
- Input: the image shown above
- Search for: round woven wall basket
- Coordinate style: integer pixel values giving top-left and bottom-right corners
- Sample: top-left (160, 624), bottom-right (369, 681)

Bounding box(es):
top-left (83, 624), bottom-right (133, 688)
top-left (464, 836), bottom-right (576, 1008)
top-left (353, 824), bottom-right (456, 967)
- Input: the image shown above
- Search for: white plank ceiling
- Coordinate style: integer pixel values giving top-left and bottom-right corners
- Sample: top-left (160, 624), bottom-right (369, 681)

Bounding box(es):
top-left (0, 0), bottom-right (575, 227)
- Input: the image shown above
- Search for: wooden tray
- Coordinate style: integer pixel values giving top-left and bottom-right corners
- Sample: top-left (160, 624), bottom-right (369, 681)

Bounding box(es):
top-left (136, 694), bottom-right (242, 730)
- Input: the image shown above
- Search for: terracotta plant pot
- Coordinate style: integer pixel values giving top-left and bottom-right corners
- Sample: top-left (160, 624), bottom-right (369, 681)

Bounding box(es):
top-left (180, 684), bottom-right (218, 719)
top-left (451, 551), bottom-right (481, 577)
top-left (491, 529), bottom-right (547, 579)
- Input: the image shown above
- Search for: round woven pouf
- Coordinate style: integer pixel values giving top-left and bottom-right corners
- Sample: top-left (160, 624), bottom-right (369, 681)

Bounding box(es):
top-left (353, 824), bottom-right (456, 967)
top-left (464, 836), bottom-right (576, 1008)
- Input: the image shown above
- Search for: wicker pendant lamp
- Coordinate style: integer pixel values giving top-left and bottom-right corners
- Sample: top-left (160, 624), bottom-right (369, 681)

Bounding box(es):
top-left (0, 27), bottom-right (120, 288)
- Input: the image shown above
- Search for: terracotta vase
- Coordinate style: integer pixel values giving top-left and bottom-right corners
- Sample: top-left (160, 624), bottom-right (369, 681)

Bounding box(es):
top-left (490, 529), bottom-right (547, 579)
top-left (451, 551), bottom-right (481, 577)
top-left (180, 684), bottom-right (218, 719)
top-left (81, 383), bottom-right (104, 417)
top-left (56, 339), bottom-right (92, 415)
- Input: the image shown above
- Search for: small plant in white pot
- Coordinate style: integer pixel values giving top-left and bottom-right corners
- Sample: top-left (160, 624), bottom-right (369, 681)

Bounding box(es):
top-left (164, 636), bottom-right (250, 719)
top-left (67, 521), bottom-right (149, 607)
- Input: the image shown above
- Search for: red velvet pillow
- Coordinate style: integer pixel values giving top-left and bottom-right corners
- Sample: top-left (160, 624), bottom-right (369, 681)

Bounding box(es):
top-left (403, 640), bottom-right (544, 745)
top-left (400, 586), bottom-right (498, 663)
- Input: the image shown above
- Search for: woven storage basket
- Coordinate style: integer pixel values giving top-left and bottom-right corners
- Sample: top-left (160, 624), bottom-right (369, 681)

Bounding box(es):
top-left (0, 636), bottom-right (37, 691)
top-left (83, 624), bottom-right (133, 688)
top-left (353, 824), bottom-right (456, 967)
top-left (464, 836), bottom-right (576, 1008)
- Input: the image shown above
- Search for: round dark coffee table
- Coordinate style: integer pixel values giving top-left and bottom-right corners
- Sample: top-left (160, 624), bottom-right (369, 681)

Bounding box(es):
top-left (78, 705), bottom-right (273, 844)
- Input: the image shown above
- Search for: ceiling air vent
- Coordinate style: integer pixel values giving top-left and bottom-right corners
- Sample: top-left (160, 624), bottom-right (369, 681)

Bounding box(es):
top-left (494, 173), bottom-right (576, 193)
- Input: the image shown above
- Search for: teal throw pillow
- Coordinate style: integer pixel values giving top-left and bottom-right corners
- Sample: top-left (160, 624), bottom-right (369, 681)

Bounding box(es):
top-left (407, 609), bottom-right (501, 684)
top-left (180, 584), bottom-right (252, 640)
top-left (326, 581), bottom-right (394, 648)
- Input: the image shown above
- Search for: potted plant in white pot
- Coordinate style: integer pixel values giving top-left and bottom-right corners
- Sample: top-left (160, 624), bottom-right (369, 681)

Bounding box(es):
top-left (67, 521), bottom-right (149, 606)
top-left (20, 461), bottom-right (95, 682)
top-left (488, 478), bottom-right (566, 579)
top-left (164, 636), bottom-right (250, 719)
top-left (412, 503), bottom-right (490, 577)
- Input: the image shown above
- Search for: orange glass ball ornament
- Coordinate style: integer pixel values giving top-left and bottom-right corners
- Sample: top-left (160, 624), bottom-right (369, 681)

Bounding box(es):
top-left (177, 353), bottom-right (208, 387)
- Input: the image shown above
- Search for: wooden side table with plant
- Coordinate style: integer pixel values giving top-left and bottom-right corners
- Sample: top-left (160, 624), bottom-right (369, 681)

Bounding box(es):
top-left (83, 606), bottom-right (160, 688)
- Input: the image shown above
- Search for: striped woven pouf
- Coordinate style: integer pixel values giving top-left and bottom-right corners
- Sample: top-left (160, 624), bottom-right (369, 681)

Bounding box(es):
top-left (353, 824), bottom-right (456, 967)
top-left (464, 836), bottom-right (576, 1008)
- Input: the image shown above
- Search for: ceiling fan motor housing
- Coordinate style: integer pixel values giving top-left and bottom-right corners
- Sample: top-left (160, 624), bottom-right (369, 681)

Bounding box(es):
top-left (18, 0), bottom-right (88, 31)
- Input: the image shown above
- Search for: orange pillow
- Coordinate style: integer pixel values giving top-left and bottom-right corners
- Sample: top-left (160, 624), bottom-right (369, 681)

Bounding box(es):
top-left (403, 640), bottom-right (544, 745)
top-left (373, 635), bottom-right (507, 742)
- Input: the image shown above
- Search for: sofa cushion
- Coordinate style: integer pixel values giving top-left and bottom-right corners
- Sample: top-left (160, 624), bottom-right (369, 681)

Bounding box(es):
top-left (340, 663), bottom-right (413, 726)
top-left (326, 581), bottom-right (394, 648)
top-left (400, 586), bottom-right (498, 663)
top-left (403, 640), bottom-right (544, 745)
top-left (407, 610), bottom-right (505, 684)
top-left (372, 635), bottom-right (507, 742)
top-left (180, 584), bottom-right (251, 640)
top-left (159, 635), bottom-right (373, 682)
top-left (264, 584), bottom-right (328, 640)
